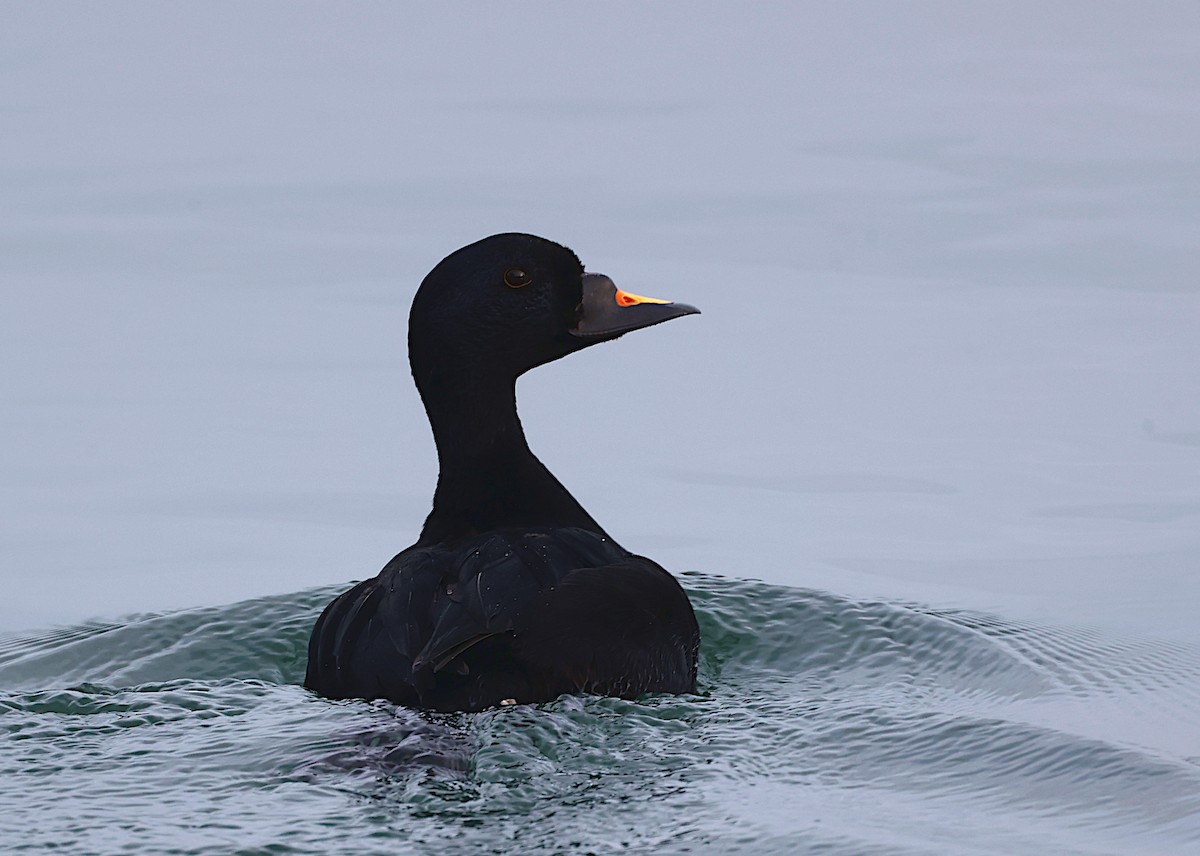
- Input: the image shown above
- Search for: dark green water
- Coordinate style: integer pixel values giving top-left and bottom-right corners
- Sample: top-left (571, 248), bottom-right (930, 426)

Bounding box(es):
top-left (3, 574), bottom-right (1199, 855)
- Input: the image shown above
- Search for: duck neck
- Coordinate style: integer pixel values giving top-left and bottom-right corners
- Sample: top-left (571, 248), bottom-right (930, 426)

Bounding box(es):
top-left (416, 374), bottom-right (605, 545)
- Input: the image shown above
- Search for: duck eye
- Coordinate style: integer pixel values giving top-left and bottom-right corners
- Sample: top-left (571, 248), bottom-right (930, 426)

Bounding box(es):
top-left (503, 267), bottom-right (532, 289)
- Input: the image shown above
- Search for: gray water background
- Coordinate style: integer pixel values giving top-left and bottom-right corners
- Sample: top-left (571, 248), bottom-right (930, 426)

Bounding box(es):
top-left (2, 3), bottom-right (1200, 853)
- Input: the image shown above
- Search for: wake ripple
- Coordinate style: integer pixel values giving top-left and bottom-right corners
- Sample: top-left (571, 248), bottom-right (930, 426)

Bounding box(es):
top-left (1, 573), bottom-right (1199, 854)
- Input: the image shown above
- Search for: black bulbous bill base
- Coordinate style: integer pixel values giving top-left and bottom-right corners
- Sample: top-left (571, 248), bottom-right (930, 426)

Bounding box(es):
top-left (570, 273), bottom-right (701, 339)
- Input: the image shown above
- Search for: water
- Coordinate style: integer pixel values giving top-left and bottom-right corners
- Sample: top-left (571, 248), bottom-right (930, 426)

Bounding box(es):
top-left (4, 577), bottom-right (1200, 853)
top-left (4, 3), bottom-right (1200, 853)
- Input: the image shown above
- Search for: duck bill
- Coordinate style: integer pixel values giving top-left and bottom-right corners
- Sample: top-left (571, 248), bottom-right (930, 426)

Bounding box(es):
top-left (569, 273), bottom-right (700, 339)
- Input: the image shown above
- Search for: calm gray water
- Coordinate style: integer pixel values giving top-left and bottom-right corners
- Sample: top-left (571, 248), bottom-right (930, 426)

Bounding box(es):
top-left (3, 3), bottom-right (1200, 853)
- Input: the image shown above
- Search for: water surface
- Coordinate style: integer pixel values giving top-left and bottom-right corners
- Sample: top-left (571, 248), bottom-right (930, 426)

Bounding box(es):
top-left (3, 3), bottom-right (1200, 853)
top-left (4, 575), bottom-right (1200, 854)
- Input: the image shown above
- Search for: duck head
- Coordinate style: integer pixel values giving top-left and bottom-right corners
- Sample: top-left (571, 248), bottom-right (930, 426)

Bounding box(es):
top-left (408, 233), bottom-right (699, 391)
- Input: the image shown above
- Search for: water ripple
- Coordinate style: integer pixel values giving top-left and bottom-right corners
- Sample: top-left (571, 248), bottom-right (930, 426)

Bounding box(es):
top-left (2, 574), bottom-right (1199, 854)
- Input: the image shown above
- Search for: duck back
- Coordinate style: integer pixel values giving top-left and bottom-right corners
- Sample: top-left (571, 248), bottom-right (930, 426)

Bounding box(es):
top-left (304, 527), bottom-right (699, 711)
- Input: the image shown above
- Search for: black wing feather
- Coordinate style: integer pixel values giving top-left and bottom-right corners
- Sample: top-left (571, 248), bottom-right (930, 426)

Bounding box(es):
top-left (304, 527), bottom-right (698, 711)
